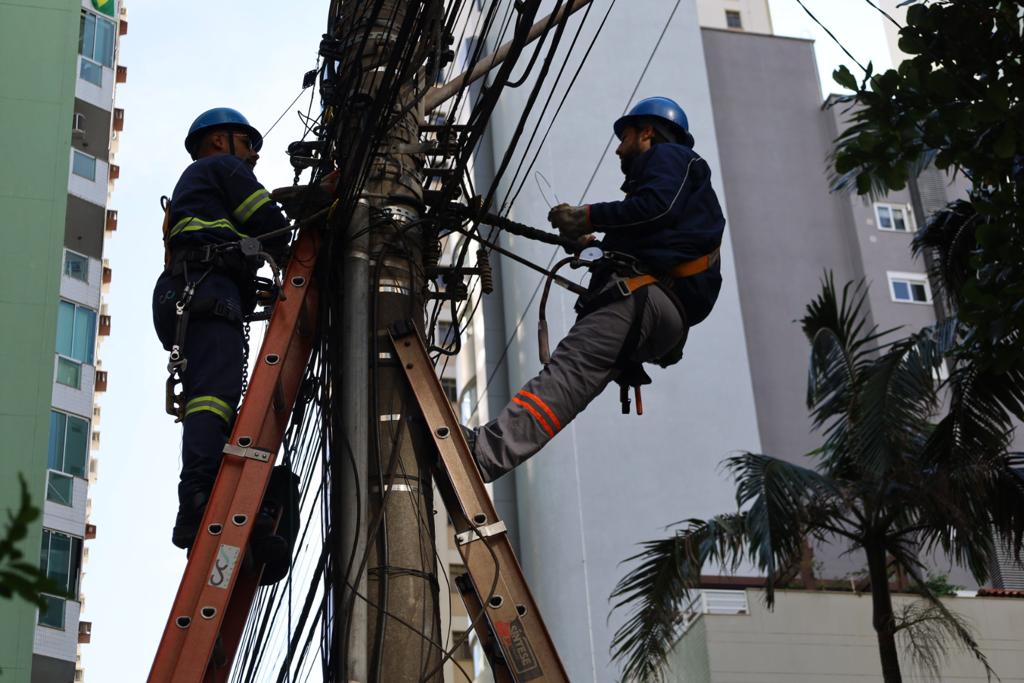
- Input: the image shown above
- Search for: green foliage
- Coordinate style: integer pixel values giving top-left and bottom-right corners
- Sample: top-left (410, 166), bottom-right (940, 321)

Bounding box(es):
top-left (829, 0), bottom-right (1024, 371)
top-left (609, 276), bottom-right (1021, 682)
top-left (0, 476), bottom-right (61, 608)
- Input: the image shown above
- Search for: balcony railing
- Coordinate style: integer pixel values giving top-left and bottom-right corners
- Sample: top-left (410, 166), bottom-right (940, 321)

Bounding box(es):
top-left (677, 589), bottom-right (750, 635)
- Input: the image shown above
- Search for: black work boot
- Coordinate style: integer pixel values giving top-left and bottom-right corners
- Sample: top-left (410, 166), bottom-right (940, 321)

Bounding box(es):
top-left (251, 533), bottom-right (291, 585)
top-left (172, 485), bottom-right (211, 549)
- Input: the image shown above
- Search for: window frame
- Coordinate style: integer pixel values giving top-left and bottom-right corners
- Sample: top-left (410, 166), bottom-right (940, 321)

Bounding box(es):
top-left (887, 271), bottom-right (932, 305)
top-left (874, 202), bottom-right (915, 233)
top-left (49, 410), bottom-right (90, 479)
top-left (63, 249), bottom-right (90, 283)
top-left (72, 150), bottom-right (98, 181)
top-left (46, 471), bottom-right (75, 507)
top-left (725, 10), bottom-right (743, 29)
top-left (56, 299), bottom-right (97, 367)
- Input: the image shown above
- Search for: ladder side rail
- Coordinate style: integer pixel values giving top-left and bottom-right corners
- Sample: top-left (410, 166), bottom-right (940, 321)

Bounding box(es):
top-left (149, 230), bottom-right (320, 682)
top-left (390, 326), bottom-right (569, 682)
top-left (207, 266), bottom-right (320, 682)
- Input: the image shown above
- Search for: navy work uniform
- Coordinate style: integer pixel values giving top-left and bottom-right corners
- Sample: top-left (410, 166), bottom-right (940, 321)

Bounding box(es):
top-left (471, 97), bottom-right (724, 482)
top-left (153, 114), bottom-right (289, 548)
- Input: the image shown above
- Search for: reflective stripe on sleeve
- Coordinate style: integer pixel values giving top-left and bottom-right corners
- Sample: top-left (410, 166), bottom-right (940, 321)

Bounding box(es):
top-left (232, 188), bottom-right (271, 225)
top-left (511, 396), bottom-right (555, 438)
top-left (516, 390), bottom-right (562, 432)
top-left (185, 395), bottom-right (236, 423)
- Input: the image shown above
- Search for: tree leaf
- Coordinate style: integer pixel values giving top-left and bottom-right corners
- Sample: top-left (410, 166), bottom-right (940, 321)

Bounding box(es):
top-left (833, 65), bottom-right (858, 92)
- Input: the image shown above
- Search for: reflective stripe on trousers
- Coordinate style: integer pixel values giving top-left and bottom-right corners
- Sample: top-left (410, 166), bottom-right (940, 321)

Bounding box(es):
top-left (472, 282), bottom-right (685, 482)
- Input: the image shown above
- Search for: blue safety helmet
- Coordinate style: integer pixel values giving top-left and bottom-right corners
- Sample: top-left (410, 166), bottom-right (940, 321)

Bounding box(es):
top-left (184, 108), bottom-right (264, 159)
top-left (613, 96), bottom-right (693, 147)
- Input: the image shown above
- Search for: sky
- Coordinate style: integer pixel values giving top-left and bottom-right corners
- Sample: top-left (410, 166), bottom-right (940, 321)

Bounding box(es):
top-left (79, 1), bottom-right (892, 679)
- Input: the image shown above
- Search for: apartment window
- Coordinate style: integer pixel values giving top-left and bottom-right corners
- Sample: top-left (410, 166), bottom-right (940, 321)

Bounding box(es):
top-left (56, 301), bottom-right (97, 364)
top-left (875, 203), bottom-right (913, 232)
top-left (451, 630), bottom-right (474, 660)
top-left (38, 530), bottom-right (83, 629)
top-left (47, 471), bottom-right (74, 507)
top-left (725, 10), bottom-right (742, 29)
top-left (459, 382), bottom-right (478, 425)
top-left (64, 250), bottom-right (89, 282)
top-left (441, 377), bottom-right (458, 404)
top-left (39, 594), bottom-right (66, 629)
top-left (79, 10), bottom-right (115, 85)
top-left (888, 273), bottom-right (932, 304)
top-left (72, 150), bottom-right (97, 181)
top-left (49, 411), bottom-right (90, 479)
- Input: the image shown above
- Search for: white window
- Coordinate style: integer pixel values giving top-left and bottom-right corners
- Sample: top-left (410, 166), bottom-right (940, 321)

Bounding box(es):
top-left (49, 410), bottom-right (90, 478)
top-left (875, 202), bottom-right (914, 232)
top-left (79, 10), bottom-right (115, 85)
top-left (55, 300), bottom-right (96, 388)
top-left (63, 250), bottom-right (89, 282)
top-left (887, 272), bottom-right (931, 304)
top-left (72, 150), bottom-right (97, 181)
top-left (38, 529), bottom-right (83, 629)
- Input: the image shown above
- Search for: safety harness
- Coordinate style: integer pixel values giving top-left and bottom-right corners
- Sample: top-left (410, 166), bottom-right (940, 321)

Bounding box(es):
top-left (543, 246), bottom-right (720, 415)
top-left (161, 197), bottom-right (286, 421)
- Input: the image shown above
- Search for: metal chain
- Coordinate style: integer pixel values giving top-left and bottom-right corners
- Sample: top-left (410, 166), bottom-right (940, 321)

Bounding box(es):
top-left (241, 321), bottom-right (251, 395)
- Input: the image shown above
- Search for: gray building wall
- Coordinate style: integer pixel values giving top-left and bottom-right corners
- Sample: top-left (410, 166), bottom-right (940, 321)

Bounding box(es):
top-left (479, 1), bottom-right (763, 679)
top-left (669, 589), bottom-right (1024, 682)
top-left (701, 28), bottom-right (866, 467)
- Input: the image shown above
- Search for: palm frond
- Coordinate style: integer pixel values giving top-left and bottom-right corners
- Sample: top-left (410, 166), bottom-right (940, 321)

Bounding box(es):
top-left (896, 563), bottom-right (997, 681)
top-left (609, 514), bottom-right (748, 682)
top-left (851, 327), bottom-right (944, 479)
top-left (725, 453), bottom-right (845, 603)
top-left (894, 600), bottom-right (995, 682)
top-left (912, 200), bottom-right (978, 310)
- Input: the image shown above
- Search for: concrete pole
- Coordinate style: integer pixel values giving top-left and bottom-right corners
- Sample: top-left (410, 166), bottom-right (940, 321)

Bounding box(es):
top-left (339, 198), bottom-right (370, 683)
top-left (331, 1), bottom-right (442, 681)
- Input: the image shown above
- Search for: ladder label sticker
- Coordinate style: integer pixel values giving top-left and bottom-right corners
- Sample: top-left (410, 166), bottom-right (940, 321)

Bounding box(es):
top-left (209, 544), bottom-right (241, 590)
top-left (494, 618), bottom-right (543, 680)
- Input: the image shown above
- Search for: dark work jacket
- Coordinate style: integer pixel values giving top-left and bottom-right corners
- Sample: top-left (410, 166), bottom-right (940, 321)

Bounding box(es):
top-left (167, 155), bottom-right (289, 257)
top-left (587, 143), bottom-right (724, 325)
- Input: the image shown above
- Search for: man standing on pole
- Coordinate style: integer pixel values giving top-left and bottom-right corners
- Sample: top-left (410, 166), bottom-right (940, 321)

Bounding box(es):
top-left (469, 96), bottom-right (725, 482)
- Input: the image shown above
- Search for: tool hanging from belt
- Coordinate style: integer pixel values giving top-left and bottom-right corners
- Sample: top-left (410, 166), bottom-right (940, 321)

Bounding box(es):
top-left (163, 238), bottom-right (287, 420)
top-left (539, 245), bottom-right (720, 415)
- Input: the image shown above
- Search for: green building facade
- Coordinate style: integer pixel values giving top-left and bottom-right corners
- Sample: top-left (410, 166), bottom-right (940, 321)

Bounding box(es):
top-left (0, 0), bottom-right (124, 680)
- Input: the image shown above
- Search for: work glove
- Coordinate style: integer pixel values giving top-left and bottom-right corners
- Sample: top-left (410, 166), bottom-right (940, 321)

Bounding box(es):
top-left (548, 203), bottom-right (591, 239)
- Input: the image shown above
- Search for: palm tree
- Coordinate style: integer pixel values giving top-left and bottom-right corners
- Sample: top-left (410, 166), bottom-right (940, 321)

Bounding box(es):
top-left (609, 275), bottom-right (1024, 682)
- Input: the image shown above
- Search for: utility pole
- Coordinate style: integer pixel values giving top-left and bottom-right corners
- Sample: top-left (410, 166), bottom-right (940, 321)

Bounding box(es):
top-left (331, 2), bottom-right (443, 681)
top-left (328, 1), bottom-right (596, 679)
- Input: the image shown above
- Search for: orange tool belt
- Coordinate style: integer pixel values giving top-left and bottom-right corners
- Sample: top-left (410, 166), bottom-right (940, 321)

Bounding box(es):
top-left (614, 246), bottom-right (721, 297)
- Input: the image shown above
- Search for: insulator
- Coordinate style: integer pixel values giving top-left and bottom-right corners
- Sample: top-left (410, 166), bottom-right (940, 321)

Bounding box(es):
top-left (423, 237), bottom-right (442, 270)
top-left (477, 248), bottom-right (494, 295)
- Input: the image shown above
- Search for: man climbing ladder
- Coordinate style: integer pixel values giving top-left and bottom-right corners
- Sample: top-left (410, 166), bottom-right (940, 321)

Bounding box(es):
top-left (152, 107), bottom-right (294, 581)
top-left (468, 96), bottom-right (725, 482)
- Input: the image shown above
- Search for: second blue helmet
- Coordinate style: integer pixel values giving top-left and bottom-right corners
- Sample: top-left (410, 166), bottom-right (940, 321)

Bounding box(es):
top-left (184, 108), bottom-right (264, 158)
top-left (613, 97), bottom-right (693, 147)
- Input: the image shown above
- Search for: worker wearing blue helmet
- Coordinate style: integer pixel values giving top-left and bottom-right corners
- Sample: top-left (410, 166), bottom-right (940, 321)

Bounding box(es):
top-left (152, 108), bottom-right (294, 580)
top-left (469, 97), bottom-right (724, 483)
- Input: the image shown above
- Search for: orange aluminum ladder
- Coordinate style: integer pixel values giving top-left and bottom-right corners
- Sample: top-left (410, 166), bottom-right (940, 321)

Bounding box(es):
top-left (148, 227), bottom-right (319, 682)
top-left (390, 322), bottom-right (569, 682)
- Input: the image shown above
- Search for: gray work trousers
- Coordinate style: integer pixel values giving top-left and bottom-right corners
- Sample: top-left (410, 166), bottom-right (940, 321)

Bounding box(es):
top-left (473, 283), bottom-right (686, 482)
